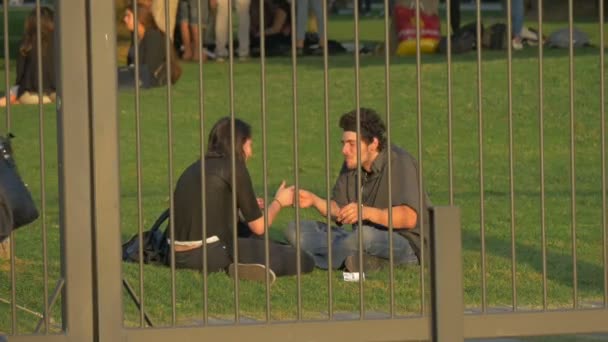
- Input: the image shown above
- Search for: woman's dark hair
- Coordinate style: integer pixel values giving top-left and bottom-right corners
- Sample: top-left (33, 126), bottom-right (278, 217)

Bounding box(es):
top-left (339, 107), bottom-right (387, 151)
top-left (19, 6), bottom-right (54, 57)
top-left (127, 1), bottom-right (158, 31)
top-left (207, 117), bottom-right (252, 160)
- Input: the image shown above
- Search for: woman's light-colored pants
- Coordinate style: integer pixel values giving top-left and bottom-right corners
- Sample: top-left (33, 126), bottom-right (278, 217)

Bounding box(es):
top-left (215, 0), bottom-right (251, 57)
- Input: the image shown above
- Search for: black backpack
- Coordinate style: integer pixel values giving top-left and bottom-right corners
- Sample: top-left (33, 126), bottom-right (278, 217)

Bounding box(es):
top-left (438, 22), bottom-right (480, 54)
top-left (483, 23), bottom-right (508, 50)
top-left (0, 134), bottom-right (39, 242)
top-left (122, 208), bottom-right (169, 264)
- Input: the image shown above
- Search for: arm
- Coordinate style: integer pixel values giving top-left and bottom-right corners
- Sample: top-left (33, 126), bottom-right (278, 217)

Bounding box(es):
top-left (298, 189), bottom-right (341, 220)
top-left (247, 181), bottom-right (294, 235)
top-left (337, 203), bottom-right (417, 229)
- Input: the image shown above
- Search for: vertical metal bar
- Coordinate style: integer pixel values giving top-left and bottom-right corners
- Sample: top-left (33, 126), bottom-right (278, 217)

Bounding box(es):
top-left (227, 0), bottom-right (241, 323)
top-left (430, 206), bottom-right (463, 342)
top-left (505, 0), bottom-right (517, 311)
top-left (446, 0), bottom-right (454, 205)
top-left (130, 0), bottom-right (147, 328)
top-left (162, 0), bottom-right (177, 325)
top-left (475, 0), bottom-right (487, 313)
top-left (258, 0), bottom-right (272, 321)
top-left (3, 0), bottom-right (16, 334)
top-left (196, 0), bottom-right (209, 326)
top-left (288, 0), bottom-right (302, 322)
top-left (537, 0), bottom-right (548, 311)
top-left (9, 222), bottom-right (16, 333)
top-left (87, 0), bottom-right (123, 339)
top-left (383, 0), bottom-right (395, 318)
top-left (353, 0), bottom-right (365, 319)
top-left (3, 0), bottom-right (11, 130)
top-left (567, 0), bottom-right (577, 308)
top-left (600, 0), bottom-right (608, 309)
top-left (321, 0), bottom-right (333, 320)
top-left (56, 0), bottom-right (95, 339)
top-left (33, 1), bottom-right (50, 333)
top-left (414, 0), bottom-right (426, 316)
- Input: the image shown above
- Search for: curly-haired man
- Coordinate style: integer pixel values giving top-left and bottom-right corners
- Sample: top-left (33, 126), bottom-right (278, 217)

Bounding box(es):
top-left (284, 108), bottom-right (431, 272)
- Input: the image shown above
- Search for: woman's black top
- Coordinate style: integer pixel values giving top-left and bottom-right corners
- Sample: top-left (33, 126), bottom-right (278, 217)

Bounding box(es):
top-left (172, 153), bottom-right (262, 250)
top-left (15, 36), bottom-right (56, 97)
top-left (126, 28), bottom-right (166, 86)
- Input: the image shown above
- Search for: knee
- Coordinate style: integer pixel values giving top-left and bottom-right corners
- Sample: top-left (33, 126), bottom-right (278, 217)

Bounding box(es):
top-left (300, 250), bottom-right (316, 273)
top-left (283, 221), bottom-right (297, 245)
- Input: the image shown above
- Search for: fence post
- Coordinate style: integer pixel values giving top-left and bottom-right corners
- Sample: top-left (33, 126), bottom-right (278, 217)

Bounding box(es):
top-left (86, 0), bottom-right (123, 340)
top-left (430, 206), bottom-right (463, 342)
top-left (56, 1), bottom-right (95, 341)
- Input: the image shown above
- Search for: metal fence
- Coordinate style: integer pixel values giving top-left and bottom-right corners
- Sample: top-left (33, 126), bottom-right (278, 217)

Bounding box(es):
top-left (1, 0), bottom-right (607, 341)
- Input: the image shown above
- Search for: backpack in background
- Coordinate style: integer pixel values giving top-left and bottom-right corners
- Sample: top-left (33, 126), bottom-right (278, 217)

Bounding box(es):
top-left (122, 208), bottom-right (169, 265)
top-left (482, 23), bottom-right (508, 50)
top-left (0, 134), bottom-right (39, 242)
top-left (438, 22), bottom-right (480, 54)
top-left (547, 28), bottom-right (591, 48)
top-left (394, 1), bottom-right (441, 56)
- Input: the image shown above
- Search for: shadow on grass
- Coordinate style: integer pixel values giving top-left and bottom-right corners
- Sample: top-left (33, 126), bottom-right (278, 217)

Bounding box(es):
top-left (461, 228), bottom-right (606, 297)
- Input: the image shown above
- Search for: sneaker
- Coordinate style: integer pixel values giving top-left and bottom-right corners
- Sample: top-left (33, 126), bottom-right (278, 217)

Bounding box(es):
top-left (520, 27), bottom-right (539, 42)
top-left (344, 254), bottom-right (388, 273)
top-left (228, 263), bottom-right (276, 285)
top-left (512, 37), bottom-right (523, 50)
top-left (238, 55), bottom-right (250, 62)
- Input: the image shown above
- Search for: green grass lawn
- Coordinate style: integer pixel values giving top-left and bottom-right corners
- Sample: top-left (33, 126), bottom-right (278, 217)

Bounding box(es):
top-left (1, 12), bottom-right (607, 336)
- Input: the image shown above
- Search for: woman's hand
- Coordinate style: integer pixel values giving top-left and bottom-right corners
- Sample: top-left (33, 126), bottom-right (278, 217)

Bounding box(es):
top-left (273, 181), bottom-right (294, 208)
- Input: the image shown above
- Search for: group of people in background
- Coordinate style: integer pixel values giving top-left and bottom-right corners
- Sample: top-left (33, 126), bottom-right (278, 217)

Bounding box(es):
top-left (0, 1), bottom-right (537, 106)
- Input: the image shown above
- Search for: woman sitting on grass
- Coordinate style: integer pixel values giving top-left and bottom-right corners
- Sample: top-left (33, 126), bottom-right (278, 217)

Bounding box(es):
top-left (0, 6), bottom-right (56, 107)
top-left (118, 2), bottom-right (181, 89)
top-left (169, 117), bottom-right (314, 283)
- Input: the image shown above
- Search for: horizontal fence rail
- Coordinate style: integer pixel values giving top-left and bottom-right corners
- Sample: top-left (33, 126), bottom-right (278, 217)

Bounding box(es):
top-left (1, 0), bottom-right (607, 341)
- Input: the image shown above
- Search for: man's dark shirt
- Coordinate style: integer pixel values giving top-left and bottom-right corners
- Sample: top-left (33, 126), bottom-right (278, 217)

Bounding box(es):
top-left (331, 144), bottom-right (431, 261)
top-left (173, 153), bottom-right (262, 250)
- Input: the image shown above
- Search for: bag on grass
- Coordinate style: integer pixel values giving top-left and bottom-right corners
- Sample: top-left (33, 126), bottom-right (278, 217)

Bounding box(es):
top-left (0, 134), bottom-right (39, 242)
top-left (122, 208), bottom-right (170, 264)
top-left (482, 23), bottom-right (508, 50)
top-left (394, 1), bottom-right (441, 56)
top-left (438, 22), bottom-right (480, 54)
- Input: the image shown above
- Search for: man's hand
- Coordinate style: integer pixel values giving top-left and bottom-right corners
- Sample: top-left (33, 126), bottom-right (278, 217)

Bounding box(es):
top-left (273, 181), bottom-right (294, 207)
top-left (298, 189), bottom-right (318, 209)
top-left (256, 197), bottom-right (265, 209)
top-left (337, 203), bottom-right (368, 225)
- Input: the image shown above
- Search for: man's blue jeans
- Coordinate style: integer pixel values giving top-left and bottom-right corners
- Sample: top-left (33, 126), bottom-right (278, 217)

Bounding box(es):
top-left (284, 220), bottom-right (418, 270)
top-left (504, 0), bottom-right (524, 37)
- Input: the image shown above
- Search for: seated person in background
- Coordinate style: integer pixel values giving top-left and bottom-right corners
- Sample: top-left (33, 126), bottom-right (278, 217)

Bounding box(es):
top-left (0, 7), bottom-right (56, 107)
top-left (170, 117), bottom-right (315, 283)
top-left (249, 0), bottom-right (292, 56)
top-left (118, 2), bottom-right (182, 89)
top-left (284, 108), bottom-right (432, 273)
